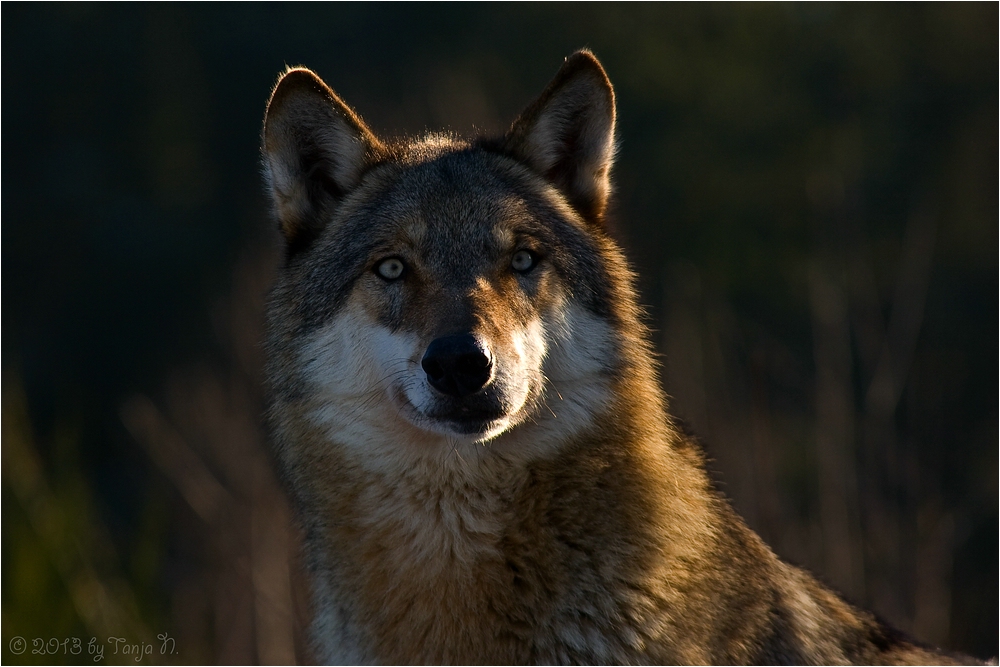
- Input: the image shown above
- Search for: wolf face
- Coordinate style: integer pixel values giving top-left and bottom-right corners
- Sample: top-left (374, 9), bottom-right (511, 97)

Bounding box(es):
top-left (290, 159), bottom-right (597, 445)
top-left (263, 54), bottom-right (626, 464)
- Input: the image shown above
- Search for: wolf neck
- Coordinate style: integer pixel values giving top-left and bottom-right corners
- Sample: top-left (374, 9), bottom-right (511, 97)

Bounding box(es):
top-left (307, 370), bottom-right (716, 663)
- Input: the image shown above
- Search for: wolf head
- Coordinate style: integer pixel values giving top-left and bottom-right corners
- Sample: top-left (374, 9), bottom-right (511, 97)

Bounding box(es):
top-left (262, 52), bottom-right (650, 470)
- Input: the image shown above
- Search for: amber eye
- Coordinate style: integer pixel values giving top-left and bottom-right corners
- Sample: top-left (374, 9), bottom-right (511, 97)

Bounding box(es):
top-left (375, 257), bottom-right (406, 281)
top-left (511, 249), bottom-right (537, 274)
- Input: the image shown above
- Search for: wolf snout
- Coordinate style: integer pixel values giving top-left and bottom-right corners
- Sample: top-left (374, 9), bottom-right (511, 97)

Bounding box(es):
top-left (421, 333), bottom-right (494, 398)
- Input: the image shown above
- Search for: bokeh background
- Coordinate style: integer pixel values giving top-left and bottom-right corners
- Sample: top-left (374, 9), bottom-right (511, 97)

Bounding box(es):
top-left (2, 4), bottom-right (996, 664)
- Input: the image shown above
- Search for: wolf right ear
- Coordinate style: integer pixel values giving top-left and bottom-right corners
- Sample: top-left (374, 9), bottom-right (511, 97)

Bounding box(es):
top-left (262, 68), bottom-right (384, 254)
top-left (502, 51), bottom-right (616, 225)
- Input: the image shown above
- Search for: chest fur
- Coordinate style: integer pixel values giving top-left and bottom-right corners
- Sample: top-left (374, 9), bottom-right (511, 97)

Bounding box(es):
top-left (309, 473), bottom-right (536, 663)
top-left (303, 457), bottom-right (711, 664)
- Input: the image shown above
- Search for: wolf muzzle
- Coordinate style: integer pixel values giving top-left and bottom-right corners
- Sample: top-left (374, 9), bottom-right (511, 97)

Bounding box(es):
top-left (421, 333), bottom-right (493, 398)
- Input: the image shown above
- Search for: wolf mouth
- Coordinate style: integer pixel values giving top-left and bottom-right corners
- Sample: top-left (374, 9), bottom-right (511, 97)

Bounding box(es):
top-left (438, 415), bottom-right (505, 435)
top-left (424, 402), bottom-right (510, 435)
top-left (388, 384), bottom-right (510, 437)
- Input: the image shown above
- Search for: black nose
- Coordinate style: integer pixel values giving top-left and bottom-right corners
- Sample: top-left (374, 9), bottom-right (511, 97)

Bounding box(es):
top-left (421, 334), bottom-right (493, 398)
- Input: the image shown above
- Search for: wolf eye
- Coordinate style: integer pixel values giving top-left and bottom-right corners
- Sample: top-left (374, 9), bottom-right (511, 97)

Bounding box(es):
top-left (375, 257), bottom-right (406, 281)
top-left (511, 249), bottom-right (537, 274)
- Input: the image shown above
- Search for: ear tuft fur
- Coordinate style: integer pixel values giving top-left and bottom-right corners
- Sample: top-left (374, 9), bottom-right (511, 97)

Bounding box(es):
top-left (262, 68), bottom-right (384, 255)
top-left (503, 50), bottom-right (616, 225)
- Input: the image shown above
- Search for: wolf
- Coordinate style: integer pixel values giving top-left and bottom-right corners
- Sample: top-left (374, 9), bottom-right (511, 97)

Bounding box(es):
top-left (260, 50), bottom-right (975, 664)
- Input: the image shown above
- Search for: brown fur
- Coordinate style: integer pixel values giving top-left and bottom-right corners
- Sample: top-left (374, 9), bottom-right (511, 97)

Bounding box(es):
top-left (260, 51), bottom-right (977, 665)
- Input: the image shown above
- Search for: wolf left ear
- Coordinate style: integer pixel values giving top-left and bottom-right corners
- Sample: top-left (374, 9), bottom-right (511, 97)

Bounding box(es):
top-left (502, 50), bottom-right (616, 225)
top-left (262, 67), bottom-right (384, 254)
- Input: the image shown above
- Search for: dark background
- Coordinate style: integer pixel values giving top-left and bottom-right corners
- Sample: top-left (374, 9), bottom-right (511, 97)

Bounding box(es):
top-left (3, 4), bottom-right (996, 664)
